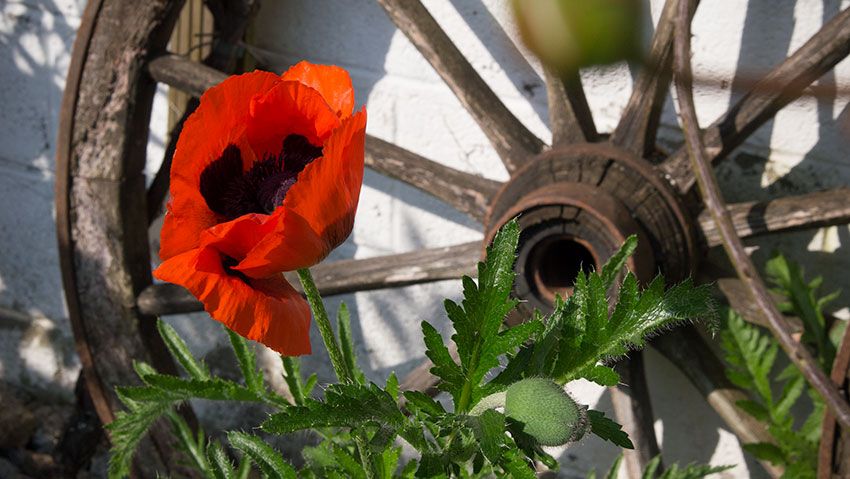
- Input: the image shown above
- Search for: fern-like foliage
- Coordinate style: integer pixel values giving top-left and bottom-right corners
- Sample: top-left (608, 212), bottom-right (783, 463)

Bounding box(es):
top-left (720, 252), bottom-right (843, 478)
top-left (720, 309), bottom-right (823, 478)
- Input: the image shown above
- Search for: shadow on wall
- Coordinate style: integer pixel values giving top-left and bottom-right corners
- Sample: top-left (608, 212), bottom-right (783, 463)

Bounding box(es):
top-left (0, 0), bottom-right (86, 396)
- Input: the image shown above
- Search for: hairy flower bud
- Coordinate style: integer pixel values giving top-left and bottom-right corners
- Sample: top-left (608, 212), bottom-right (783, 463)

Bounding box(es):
top-left (504, 378), bottom-right (589, 446)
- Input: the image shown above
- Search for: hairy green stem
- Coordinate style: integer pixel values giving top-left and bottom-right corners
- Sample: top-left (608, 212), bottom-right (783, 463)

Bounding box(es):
top-left (296, 268), bottom-right (376, 479)
top-left (297, 268), bottom-right (351, 383)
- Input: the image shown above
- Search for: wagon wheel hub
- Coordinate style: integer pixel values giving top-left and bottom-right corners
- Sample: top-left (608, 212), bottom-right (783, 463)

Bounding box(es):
top-left (484, 143), bottom-right (699, 313)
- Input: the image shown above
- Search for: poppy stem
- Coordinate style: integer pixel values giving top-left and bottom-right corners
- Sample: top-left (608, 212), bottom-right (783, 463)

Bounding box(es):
top-left (296, 268), bottom-right (353, 383)
top-left (296, 267), bottom-right (379, 479)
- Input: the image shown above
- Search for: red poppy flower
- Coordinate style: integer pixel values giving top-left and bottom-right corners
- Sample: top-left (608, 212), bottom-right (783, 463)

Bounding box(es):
top-left (153, 62), bottom-right (367, 356)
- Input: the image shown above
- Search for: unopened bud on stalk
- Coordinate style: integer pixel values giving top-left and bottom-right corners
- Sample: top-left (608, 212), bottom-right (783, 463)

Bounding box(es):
top-left (504, 378), bottom-right (588, 446)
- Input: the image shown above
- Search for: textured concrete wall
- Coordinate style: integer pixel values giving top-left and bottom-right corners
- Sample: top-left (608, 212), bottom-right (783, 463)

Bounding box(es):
top-left (2, 0), bottom-right (850, 477)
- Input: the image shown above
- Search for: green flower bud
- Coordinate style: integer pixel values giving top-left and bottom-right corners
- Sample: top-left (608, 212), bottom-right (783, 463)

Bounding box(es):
top-left (512, 0), bottom-right (642, 75)
top-left (504, 378), bottom-right (588, 446)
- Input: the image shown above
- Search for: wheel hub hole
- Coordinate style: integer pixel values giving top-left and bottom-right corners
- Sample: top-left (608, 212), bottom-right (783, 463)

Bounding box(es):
top-left (527, 236), bottom-right (598, 302)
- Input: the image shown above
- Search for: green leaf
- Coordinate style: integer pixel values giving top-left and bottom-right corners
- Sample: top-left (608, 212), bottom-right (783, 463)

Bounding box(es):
top-left (641, 455), bottom-right (661, 479)
top-left (157, 318), bottom-right (209, 380)
top-left (580, 365), bottom-right (620, 387)
top-left (226, 326), bottom-right (263, 393)
top-left (604, 454), bottom-right (623, 479)
top-left (555, 273), bottom-right (716, 383)
top-left (166, 409), bottom-right (209, 474)
top-left (120, 375), bottom-right (264, 403)
top-left (207, 441), bottom-right (236, 479)
top-left (227, 431), bottom-right (297, 479)
top-left (720, 310), bottom-right (776, 405)
top-left (588, 410), bottom-right (633, 449)
top-left (331, 443), bottom-right (366, 479)
top-left (263, 382), bottom-right (405, 434)
top-left (430, 219), bottom-right (521, 412)
top-left (106, 397), bottom-right (177, 479)
top-left (337, 303), bottom-right (364, 384)
top-left (599, 235), bottom-right (637, 291)
top-left (402, 391), bottom-right (446, 417)
top-left (386, 372), bottom-right (399, 403)
top-left (281, 356), bottom-right (304, 406)
top-left (421, 321), bottom-right (463, 393)
top-left (500, 450), bottom-right (536, 479)
top-left (466, 409), bottom-right (505, 464)
top-left (735, 400), bottom-right (769, 423)
top-left (378, 446), bottom-right (403, 479)
top-left (742, 442), bottom-right (785, 465)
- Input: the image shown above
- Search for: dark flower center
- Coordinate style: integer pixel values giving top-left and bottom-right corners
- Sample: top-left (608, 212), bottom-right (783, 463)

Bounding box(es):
top-left (221, 254), bottom-right (251, 284)
top-left (199, 134), bottom-right (323, 220)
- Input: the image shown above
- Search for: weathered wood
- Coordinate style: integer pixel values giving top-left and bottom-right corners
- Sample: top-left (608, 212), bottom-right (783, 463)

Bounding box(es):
top-left (147, 53), bottom-right (226, 97)
top-left (138, 241), bottom-right (482, 315)
top-left (653, 328), bottom-right (785, 478)
top-left (610, 0), bottom-right (695, 158)
top-left (147, 0), bottom-right (257, 223)
top-left (374, 0), bottom-right (544, 174)
top-left (544, 67), bottom-right (597, 146)
top-left (699, 189), bottom-right (850, 247)
top-left (818, 325), bottom-right (850, 479)
top-left (661, 5), bottom-right (850, 193)
top-left (365, 136), bottom-right (501, 223)
top-left (611, 352), bottom-right (662, 478)
top-left (673, 0), bottom-right (850, 434)
top-left (55, 0), bottom-right (193, 477)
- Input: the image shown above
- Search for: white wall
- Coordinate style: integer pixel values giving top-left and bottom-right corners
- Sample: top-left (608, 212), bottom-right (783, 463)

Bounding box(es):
top-left (2, 0), bottom-right (849, 477)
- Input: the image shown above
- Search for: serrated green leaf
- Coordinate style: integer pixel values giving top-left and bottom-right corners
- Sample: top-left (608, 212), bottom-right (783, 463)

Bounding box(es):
top-left (735, 400), bottom-right (769, 423)
top-left (467, 409), bottom-right (505, 464)
top-left (588, 410), bottom-right (633, 449)
top-left (500, 450), bottom-right (536, 479)
top-left (379, 446), bottom-right (403, 479)
top-left (421, 321), bottom-right (463, 396)
top-left (166, 409), bottom-right (209, 474)
top-left (774, 373), bottom-right (805, 422)
top-left (742, 442), bottom-right (785, 465)
top-left (600, 235), bottom-right (637, 291)
top-left (556, 274), bottom-right (715, 383)
top-left (386, 372), bottom-right (399, 403)
top-left (157, 318), bottom-right (209, 380)
top-left (337, 303), bottom-right (364, 384)
top-left (226, 326), bottom-right (263, 393)
top-left (263, 382), bottom-right (405, 434)
top-left (206, 441), bottom-right (236, 479)
top-left (399, 459), bottom-right (418, 478)
top-left (107, 398), bottom-right (177, 479)
top-left (235, 454), bottom-right (252, 479)
top-left (227, 431), bottom-right (296, 479)
top-left (402, 391), bottom-right (446, 416)
top-left (281, 356), bottom-right (304, 406)
top-left (126, 374), bottom-right (263, 403)
top-left (331, 443), bottom-right (366, 479)
top-left (580, 365), bottom-right (621, 387)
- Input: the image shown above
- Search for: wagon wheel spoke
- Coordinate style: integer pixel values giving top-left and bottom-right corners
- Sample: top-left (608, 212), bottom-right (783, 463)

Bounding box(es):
top-left (365, 136), bottom-right (501, 223)
top-left (661, 5), bottom-right (850, 193)
top-left (137, 241), bottom-right (482, 316)
top-left (544, 67), bottom-right (598, 146)
top-left (147, 53), bottom-right (225, 98)
top-left (698, 188), bottom-right (850, 247)
top-left (375, 0), bottom-right (545, 174)
top-left (609, 0), bottom-right (695, 157)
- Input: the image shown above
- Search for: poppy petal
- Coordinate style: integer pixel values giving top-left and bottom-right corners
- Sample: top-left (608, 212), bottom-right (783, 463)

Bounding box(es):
top-left (199, 213), bottom-right (277, 261)
top-left (153, 247), bottom-right (312, 356)
top-left (283, 108), bottom-right (367, 251)
top-left (160, 72), bottom-right (277, 261)
top-left (234, 209), bottom-right (326, 279)
top-left (281, 61), bottom-right (355, 120)
top-left (247, 81), bottom-right (342, 161)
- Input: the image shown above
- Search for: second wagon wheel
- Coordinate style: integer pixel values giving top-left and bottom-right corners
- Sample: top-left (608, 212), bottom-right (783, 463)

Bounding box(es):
top-left (57, 0), bottom-right (850, 477)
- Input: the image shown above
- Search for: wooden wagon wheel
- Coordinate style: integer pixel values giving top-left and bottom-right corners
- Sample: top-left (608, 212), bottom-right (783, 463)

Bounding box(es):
top-left (56, 0), bottom-right (850, 477)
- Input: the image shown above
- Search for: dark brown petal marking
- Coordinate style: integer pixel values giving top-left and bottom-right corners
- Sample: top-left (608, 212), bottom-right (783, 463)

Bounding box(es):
top-left (200, 144), bottom-right (243, 216)
top-left (282, 134), bottom-right (323, 173)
